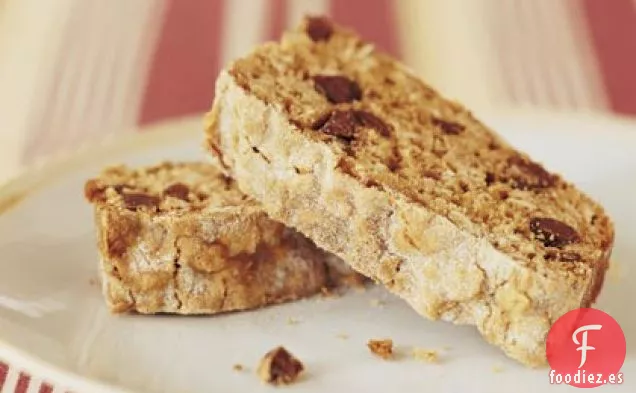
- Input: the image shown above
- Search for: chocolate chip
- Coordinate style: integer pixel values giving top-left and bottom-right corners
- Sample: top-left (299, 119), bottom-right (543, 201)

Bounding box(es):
top-left (306, 16), bottom-right (333, 41)
top-left (122, 193), bottom-right (160, 210)
top-left (258, 347), bottom-right (304, 385)
top-left (320, 110), bottom-right (358, 140)
top-left (163, 183), bottom-right (190, 201)
top-left (508, 156), bottom-right (556, 189)
top-left (485, 172), bottom-right (495, 186)
top-left (529, 217), bottom-right (580, 248)
top-left (354, 110), bottom-right (391, 137)
top-left (310, 112), bottom-right (332, 130)
top-left (432, 117), bottom-right (465, 135)
top-left (313, 75), bottom-right (361, 104)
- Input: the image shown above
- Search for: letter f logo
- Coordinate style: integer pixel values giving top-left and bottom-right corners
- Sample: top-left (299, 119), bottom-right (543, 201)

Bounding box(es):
top-left (572, 324), bottom-right (602, 368)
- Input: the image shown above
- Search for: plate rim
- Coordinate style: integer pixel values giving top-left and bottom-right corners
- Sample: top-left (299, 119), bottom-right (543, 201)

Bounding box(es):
top-left (1, 110), bottom-right (635, 393)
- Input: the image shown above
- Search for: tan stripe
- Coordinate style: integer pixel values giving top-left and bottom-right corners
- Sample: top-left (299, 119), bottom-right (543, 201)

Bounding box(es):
top-left (25, 0), bottom-right (166, 162)
top-left (531, 0), bottom-right (576, 109)
top-left (220, 0), bottom-right (269, 66)
top-left (0, 0), bottom-right (75, 180)
top-left (114, 0), bottom-right (168, 132)
top-left (287, 0), bottom-right (329, 27)
top-left (514, 0), bottom-right (554, 107)
top-left (397, 0), bottom-right (506, 112)
top-left (562, 0), bottom-right (610, 110)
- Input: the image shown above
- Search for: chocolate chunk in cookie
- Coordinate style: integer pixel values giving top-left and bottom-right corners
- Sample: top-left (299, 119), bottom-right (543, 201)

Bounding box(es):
top-left (313, 75), bottom-right (361, 104)
top-left (530, 217), bottom-right (580, 248)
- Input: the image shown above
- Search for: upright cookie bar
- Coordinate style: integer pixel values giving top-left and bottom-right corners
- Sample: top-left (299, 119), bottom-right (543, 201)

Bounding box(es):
top-left (205, 17), bottom-right (614, 366)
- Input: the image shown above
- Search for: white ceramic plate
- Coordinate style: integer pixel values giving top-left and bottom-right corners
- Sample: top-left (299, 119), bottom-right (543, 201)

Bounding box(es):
top-left (0, 113), bottom-right (634, 393)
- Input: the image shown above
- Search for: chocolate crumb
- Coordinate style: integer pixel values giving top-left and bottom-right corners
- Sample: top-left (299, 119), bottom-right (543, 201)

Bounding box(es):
top-left (306, 16), bottom-right (333, 42)
top-left (320, 110), bottom-right (358, 140)
top-left (507, 156), bottom-right (557, 189)
top-left (529, 217), bottom-right (580, 248)
top-left (367, 339), bottom-right (393, 360)
top-left (311, 112), bottom-right (333, 130)
top-left (163, 183), bottom-right (190, 201)
top-left (122, 193), bottom-right (160, 210)
top-left (354, 110), bottom-right (391, 137)
top-left (313, 75), bottom-right (361, 104)
top-left (257, 346), bottom-right (304, 385)
top-left (485, 172), bottom-right (495, 186)
top-left (432, 117), bottom-right (465, 135)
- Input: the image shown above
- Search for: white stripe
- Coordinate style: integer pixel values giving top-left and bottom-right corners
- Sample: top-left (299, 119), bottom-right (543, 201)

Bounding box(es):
top-left (220, 0), bottom-right (269, 66)
top-left (116, 0), bottom-right (168, 132)
top-left (31, 0), bottom-right (85, 159)
top-left (0, 0), bottom-right (75, 177)
top-left (59, 1), bottom-right (112, 149)
top-left (57, 1), bottom-right (166, 149)
top-left (21, 0), bottom-right (166, 162)
top-left (287, 0), bottom-right (329, 28)
top-left (496, 0), bottom-right (535, 107)
top-left (531, 0), bottom-right (576, 109)
top-left (562, 0), bottom-right (610, 110)
top-left (516, 0), bottom-right (557, 108)
top-left (50, 386), bottom-right (67, 393)
top-left (25, 377), bottom-right (42, 393)
top-left (0, 366), bottom-right (20, 393)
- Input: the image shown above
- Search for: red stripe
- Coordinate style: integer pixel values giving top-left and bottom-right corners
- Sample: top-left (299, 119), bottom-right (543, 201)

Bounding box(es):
top-left (138, 0), bottom-right (226, 125)
top-left (15, 372), bottom-right (30, 393)
top-left (330, 0), bottom-right (401, 58)
top-left (39, 383), bottom-right (54, 393)
top-left (582, 0), bottom-right (636, 115)
top-left (266, 0), bottom-right (288, 41)
top-left (0, 362), bottom-right (7, 387)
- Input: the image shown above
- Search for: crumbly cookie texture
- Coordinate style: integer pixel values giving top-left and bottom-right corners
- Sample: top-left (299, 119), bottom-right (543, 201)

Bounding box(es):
top-left (205, 16), bottom-right (614, 366)
top-left (84, 161), bottom-right (364, 314)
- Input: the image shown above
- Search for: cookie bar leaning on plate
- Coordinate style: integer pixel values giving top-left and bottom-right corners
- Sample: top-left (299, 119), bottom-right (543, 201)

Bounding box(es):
top-left (84, 161), bottom-right (364, 314)
top-left (205, 17), bottom-right (614, 366)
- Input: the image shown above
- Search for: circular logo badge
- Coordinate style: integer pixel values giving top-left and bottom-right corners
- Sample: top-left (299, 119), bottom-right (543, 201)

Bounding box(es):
top-left (546, 308), bottom-right (626, 388)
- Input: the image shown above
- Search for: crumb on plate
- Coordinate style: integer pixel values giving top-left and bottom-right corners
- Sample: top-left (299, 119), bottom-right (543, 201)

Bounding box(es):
top-left (370, 299), bottom-right (386, 307)
top-left (367, 339), bottom-right (393, 360)
top-left (257, 346), bottom-right (304, 385)
top-left (492, 365), bottom-right (504, 373)
top-left (320, 286), bottom-right (339, 298)
top-left (412, 348), bottom-right (439, 363)
top-left (336, 333), bottom-right (349, 340)
top-left (233, 364), bottom-right (244, 371)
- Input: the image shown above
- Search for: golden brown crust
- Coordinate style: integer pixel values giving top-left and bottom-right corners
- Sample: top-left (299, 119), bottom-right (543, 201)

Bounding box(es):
top-left (85, 162), bottom-right (363, 314)
top-left (205, 17), bottom-right (614, 366)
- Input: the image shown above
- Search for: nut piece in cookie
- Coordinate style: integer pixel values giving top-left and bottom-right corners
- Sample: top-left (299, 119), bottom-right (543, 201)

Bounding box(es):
top-left (367, 339), bottom-right (394, 360)
top-left (257, 346), bottom-right (304, 385)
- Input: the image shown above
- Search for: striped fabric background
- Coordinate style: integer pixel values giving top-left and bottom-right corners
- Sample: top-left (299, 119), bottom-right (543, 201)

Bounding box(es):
top-left (0, 0), bottom-right (635, 391)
